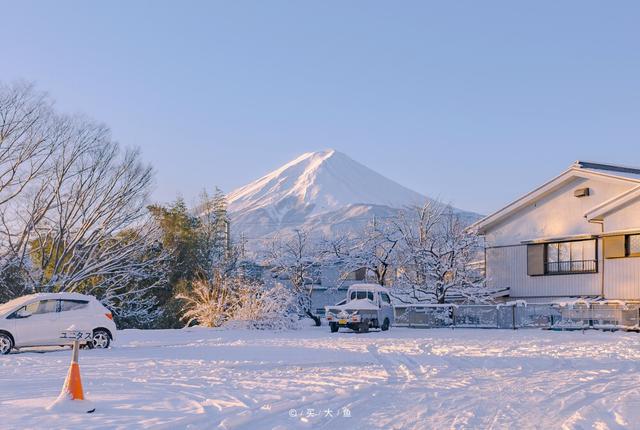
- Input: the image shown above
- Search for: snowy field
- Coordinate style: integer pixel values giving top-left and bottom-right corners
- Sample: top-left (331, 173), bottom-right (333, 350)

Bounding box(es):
top-left (2, 327), bottom-right (640, 430)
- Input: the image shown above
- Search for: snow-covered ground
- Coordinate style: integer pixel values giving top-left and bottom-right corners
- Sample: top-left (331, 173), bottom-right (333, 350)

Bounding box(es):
top-left (2, 326), bottom-right (640, 429)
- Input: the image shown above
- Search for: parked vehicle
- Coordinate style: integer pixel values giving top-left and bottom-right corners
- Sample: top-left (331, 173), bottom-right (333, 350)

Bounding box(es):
top-left (325, 284), bottom-right (394, 333)
top-left (0, 293), bottom-right (117, 355)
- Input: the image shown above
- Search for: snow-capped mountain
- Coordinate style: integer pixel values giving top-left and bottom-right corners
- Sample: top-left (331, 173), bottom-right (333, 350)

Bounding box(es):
top-left (227, 150), bottom-right (478, 243)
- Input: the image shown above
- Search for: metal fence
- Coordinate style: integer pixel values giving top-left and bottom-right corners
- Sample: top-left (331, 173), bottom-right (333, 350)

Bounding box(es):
top-left (553, 303), bottom-right (640, 330)
top-left (394, 302), bottom-right (640, 330)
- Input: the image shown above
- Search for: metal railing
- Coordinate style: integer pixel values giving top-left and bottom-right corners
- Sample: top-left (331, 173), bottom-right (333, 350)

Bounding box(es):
top-left (544, 260), bottom-right (597, 275)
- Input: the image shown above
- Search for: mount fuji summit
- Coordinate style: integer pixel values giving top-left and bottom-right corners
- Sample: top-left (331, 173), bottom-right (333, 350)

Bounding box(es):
top-left (227, 150), bottom-right (478, 244)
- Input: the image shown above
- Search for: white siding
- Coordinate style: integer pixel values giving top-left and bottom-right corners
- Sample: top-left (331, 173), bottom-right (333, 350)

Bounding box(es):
top-left (603, 195), bottom-right (640, 232)
top-left (604, 258), bottom-right (640, 300)
top-left (487, 245), bottom-right (601, 298)
top-left (485, 177), bottom-right (633, 247)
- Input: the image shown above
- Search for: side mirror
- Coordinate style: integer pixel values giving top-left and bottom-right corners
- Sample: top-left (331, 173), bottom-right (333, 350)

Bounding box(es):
top-left (16, 309), bottom-right (32, 319)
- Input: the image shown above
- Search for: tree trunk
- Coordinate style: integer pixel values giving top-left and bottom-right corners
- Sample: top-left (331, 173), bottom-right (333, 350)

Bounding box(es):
top-left (306, 309), bottom-right (322, 326)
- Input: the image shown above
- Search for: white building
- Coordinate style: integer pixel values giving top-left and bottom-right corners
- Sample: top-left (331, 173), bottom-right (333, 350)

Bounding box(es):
top-left (474, 161), bottom-right (640, 302)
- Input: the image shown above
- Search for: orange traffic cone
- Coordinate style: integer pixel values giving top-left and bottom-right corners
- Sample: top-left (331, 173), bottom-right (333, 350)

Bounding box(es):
top-left (47, 340), bottom-right (95, 413)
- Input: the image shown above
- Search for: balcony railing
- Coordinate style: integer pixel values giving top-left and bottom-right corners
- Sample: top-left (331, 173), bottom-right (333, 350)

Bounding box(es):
top-left (545, 260), bottom-right (598, 275)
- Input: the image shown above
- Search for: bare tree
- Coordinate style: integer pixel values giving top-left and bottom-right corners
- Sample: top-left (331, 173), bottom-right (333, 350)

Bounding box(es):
top-left (0, 82), bottom-right (169, 324)
top-left (264, 229), bottom-right (322, 326)
top-left (392, 201), bottom-right (487, 304)
top-left (0, 82), bottom-right (58, 207)
top-left (21, 134), bottom-right (155, 291)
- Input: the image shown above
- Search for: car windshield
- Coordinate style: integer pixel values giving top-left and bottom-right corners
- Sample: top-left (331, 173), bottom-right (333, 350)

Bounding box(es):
top-left (350, 291), bottom-right (374, 301)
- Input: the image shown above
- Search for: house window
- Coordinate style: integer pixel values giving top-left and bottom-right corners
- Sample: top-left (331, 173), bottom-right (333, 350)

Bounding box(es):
top-left (545, 239), bottom-right (597, 274)
top-left (628, 234), bottom-right (640, 257)
top-left (603, 234), bottom-right (640, 259)
top-left (344, 267), bottom-right (366, 281)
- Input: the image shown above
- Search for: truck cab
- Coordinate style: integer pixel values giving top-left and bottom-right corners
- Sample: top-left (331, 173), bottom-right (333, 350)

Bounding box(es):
top-left (324, 284), bottom-right (394, 333)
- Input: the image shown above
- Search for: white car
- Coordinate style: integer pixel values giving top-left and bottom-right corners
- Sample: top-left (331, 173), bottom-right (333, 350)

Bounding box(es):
top-left (0, 293), bottom-right (117, 355)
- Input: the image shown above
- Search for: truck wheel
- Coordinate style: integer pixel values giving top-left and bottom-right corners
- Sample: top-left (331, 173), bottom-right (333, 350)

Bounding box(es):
top-left (330, 323), bottom-right (339, 333)
top-left (381, 318), bottom-right (390, 331)
top-left (359, 321), bottom-right (369, 333)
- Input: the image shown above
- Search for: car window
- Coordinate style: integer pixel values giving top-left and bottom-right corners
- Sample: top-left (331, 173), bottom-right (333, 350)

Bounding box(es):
top-left (60, 300), bottom-right (89, 312)
top-left (381, 293), bottom-right (391, 304)
top-left (350, 291), bottom-right (374, 301)
top-left (24, 301), bottom-right (40, 314)
top-left (8, 301), bottom-right (41, 319)
top-left (33, 300), bottom-right (58, 314)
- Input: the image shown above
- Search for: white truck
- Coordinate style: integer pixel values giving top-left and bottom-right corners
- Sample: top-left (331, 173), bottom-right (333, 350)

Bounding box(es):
top-left (325, 284), bottom-right (394, 333)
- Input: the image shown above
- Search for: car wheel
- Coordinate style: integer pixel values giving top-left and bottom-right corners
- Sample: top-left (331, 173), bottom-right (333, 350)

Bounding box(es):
top-left (0, 333), bottom-right (13, 355)
top-left (91, 329), bottom-right (111, 349)
top-left (381, 318), bottom-right (390, 331)
top-left (330, 322), bottom-right (339, 333)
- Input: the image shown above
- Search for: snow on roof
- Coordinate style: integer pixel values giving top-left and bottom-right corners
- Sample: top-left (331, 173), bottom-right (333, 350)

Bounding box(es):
top-left (347, 283), bottom-right (390, 293)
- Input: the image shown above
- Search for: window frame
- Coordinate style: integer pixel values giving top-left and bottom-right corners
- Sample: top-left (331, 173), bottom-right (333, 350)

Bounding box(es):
top-left (626, 234), bottom-right (640, 257)
top-left (59, 299), bottom-right (90, 312)
top-left (543, 238), bottom-right (598, 276)
top-left (350, 291), bottom-right (374, 301)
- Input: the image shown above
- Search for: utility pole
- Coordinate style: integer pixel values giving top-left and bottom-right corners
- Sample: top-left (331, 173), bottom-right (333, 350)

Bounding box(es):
top-left (239, 232), bottom-right (246, 259)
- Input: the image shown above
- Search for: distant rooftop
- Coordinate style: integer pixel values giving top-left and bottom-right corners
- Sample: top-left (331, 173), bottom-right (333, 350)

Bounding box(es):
top-left (575, 161), bottom-right (640, 176)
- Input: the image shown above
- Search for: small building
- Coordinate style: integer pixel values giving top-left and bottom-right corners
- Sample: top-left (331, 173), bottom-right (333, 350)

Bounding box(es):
top-left (262, 262), bottom-right (368, 314)
top-left (474, 161), bottom-right (640, 302)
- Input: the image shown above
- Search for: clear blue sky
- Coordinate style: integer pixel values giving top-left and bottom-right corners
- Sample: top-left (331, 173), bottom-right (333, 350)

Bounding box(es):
top-left (2, 1), bottom-right (639, 214)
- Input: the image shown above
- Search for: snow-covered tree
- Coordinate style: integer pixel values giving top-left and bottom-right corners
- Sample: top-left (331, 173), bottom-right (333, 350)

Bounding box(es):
top-left (323, 217), bottom-right (400, 286)
top-left (177, 272), bottom-right (298, 330)
top-left (392, 201), bottom-right (487, 304)
top-left (0, 256), bottom-right (29, 303)
top-left (264, 229), bottom-right (322, 326)
top-left (176, 271), bottom-right (237, 328)
top-left (230, 283), bottom-right (298, 330)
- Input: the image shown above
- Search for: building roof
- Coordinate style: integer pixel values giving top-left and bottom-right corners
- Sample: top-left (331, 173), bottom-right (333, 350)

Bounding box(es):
top-left (584, 185), bottom-right (640, 221)
top-left (575, 161), bottom-right (640, 182)
top-left (473, 161), bottom-right (640, 234)
top-left (347, 283), bottom-right (390, 293)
